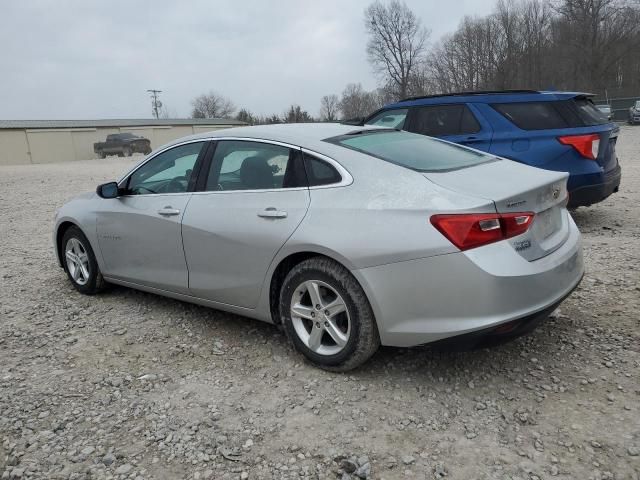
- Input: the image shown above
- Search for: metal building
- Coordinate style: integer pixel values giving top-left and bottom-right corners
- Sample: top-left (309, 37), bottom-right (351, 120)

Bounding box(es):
top-left (0, 118), bottom-right (245, 165)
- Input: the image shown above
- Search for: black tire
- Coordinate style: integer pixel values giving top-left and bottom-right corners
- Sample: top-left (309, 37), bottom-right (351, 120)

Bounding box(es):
top-left (279, 257), bottom-right (380, 372)
top-left (117, 152), bottom-right (124, 157)
top-left (61, 226), bottom-right (107, 295)
top-left (99, 151), bottom-right (106, 159)
top-left (123, 147), bottom-right (131, 157)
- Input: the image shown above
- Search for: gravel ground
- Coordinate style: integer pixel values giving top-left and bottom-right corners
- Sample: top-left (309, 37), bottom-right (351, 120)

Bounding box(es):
top-left (1, 127), bottom-right (639, 480)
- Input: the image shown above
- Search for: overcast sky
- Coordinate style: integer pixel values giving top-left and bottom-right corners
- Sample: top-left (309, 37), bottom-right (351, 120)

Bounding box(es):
top-left (0, 0), bottom-right (495, 120)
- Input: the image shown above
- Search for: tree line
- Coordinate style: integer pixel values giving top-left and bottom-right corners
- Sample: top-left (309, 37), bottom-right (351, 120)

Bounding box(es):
top-left (190, 0), bottom-right (640, 124)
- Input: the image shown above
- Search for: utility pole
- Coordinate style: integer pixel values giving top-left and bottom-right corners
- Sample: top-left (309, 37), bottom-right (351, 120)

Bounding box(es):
top-left (147, 89), bottom-right (163, 119)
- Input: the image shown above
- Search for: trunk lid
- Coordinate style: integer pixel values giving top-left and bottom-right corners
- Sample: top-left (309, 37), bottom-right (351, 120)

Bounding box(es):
top-left (423, 159), bottom-right (570, 261)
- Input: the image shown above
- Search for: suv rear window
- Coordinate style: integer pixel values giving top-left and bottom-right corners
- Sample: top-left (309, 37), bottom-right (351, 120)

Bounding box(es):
top-left (326, 130), bottom-right (491, 172)
top-left (492, 98), bottom-right (608, 130)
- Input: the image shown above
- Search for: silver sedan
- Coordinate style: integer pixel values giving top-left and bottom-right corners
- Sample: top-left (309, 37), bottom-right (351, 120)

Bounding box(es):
top-left (53, 124), bottom-right (584, 370)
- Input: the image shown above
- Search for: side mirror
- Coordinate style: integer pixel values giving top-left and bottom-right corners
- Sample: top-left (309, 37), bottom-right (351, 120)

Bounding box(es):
top-left (96, 182), bottom-right (120, 199)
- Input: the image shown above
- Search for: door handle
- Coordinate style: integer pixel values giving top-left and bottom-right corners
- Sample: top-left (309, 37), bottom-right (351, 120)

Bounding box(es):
top-left (158, 206), bottom-right (180, 216)
top-left (258, 207), bottom-right (287, 219)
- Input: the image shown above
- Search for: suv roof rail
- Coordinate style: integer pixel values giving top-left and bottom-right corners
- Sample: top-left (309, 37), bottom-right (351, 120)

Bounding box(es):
top-left (400, 89), bottom-right (541, 102)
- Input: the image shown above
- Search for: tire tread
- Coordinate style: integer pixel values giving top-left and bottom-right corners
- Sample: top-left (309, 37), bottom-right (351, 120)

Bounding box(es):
top-left (279, 256), bottom-right (380, 372)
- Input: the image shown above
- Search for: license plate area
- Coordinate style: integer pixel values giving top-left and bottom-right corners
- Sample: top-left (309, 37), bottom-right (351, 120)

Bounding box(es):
top-left (535, 207), bottom-right (561, 240)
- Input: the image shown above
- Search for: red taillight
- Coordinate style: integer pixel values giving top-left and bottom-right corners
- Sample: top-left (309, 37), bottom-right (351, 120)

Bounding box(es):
top-left (430, 212), bottom-right (535, 251)
top-left (558, 134), bottom-right (600, 160)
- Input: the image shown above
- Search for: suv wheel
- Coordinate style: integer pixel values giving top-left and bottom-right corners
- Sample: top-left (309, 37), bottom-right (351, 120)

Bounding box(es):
top-left (279, 257), bottom-right (380, 371)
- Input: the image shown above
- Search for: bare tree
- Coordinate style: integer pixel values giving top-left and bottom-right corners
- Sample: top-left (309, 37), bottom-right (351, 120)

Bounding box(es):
top-left (283, 105), bottom-right (314, 123)
top-left (425, 0), bottom-right (640, 97)
top-left (263, 114), bottom-right (282, 124)
top-left (235, 108), bottom-right (256, 125)
top-left (338, 83), bottom-right (382, 120)
top-left (365, 0), bottom-right (429, 99)
top-left (191, 91), bottom-right (236, 118)
top-left (319, 94), bottom-right (340, 121)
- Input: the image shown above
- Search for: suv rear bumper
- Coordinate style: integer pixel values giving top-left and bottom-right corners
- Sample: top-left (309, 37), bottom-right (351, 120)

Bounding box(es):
top-left (568, 164), bottom-right (621, 208)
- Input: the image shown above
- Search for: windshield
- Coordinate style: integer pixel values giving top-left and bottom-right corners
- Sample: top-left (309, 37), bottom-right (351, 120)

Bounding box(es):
top-left (326, 130), bottom-right (492, 172)
top-left (365, 109), bottom-right (408, 129)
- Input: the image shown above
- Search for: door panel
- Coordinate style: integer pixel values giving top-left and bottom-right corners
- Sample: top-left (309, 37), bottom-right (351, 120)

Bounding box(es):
top-left (96, 141), bottom-right (207, 292)
top-left (181, 189), bottom-right (310, 308)
top-left (96, 194), bottom-right (192, 292)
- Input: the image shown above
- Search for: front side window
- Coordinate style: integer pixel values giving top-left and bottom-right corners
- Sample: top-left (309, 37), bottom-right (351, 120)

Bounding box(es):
top-left (365, 109), bottom-right (408, 129)
top-left (408, 104), bottom-right (480, 136)
top-left (205, 140), bottom-right (306, 191)
top-left (326, 130), bottom-right (490, 172)
top-left (126, 142), bottom-right (203, 195)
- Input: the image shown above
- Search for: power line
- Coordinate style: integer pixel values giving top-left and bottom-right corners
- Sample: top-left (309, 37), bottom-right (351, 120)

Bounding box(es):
top-left (147, 89), bottom-right (163, 119)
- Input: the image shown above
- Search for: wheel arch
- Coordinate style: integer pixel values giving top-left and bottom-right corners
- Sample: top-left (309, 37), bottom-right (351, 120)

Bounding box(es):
top-left (55, 221), bottom-right (78, 267)
top-left (267, 249), bottom-right (366, 326)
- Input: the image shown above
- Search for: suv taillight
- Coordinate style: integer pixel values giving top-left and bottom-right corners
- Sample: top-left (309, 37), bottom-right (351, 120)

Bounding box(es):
top-left (558, 134), bottom-right (600, 160)
top-left (431, 212), bottom-right (535, 251)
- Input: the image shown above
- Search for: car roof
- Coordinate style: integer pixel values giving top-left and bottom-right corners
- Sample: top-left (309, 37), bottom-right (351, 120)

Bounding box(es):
top-left (384, 90), bottom-right (593, 109)
top-left (163, 123), bottom-right (386, 150)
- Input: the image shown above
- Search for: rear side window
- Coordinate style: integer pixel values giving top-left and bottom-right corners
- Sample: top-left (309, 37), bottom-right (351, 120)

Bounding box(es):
top-left (492, 99), bottom-right (607, 130)
top-left (205, 141), bottom-right (306, 191)
top-left (408, 104), bottom-right (480, 136)
top-left (573, 98), bottom-right (608, 124)
top-left (326, 130), bottom-right (490, 172)
top-left (303, 153), bottom-right (342, 186)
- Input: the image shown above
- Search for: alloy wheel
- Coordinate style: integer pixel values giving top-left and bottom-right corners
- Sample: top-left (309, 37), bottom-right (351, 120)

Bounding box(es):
top-left (290, 280), bottom-right (351, 356)
top-left (65, 238), bottom-right (90, 286)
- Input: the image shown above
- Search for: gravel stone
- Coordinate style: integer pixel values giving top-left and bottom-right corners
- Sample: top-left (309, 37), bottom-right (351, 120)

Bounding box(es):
top-left (114, 463), bottom-right (133, 475)
top-left (1, 126), bottom-right (639, 479)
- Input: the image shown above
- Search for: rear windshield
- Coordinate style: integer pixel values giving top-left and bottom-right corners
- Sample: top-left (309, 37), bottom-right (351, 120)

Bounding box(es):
top-left (492, 98), bottom-right (608, 130)
top-left (325, 130), bottom-right (491, 172)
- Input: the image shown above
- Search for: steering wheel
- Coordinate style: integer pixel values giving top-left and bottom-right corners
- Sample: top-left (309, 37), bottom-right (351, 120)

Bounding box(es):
top-left (133, 185), bottom-right (156, 194)
top-left (167, 176), bottom-right (187, 193)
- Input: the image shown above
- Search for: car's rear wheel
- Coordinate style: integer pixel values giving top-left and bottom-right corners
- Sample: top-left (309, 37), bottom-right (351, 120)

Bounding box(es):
top-left (99, 152), bottom-right (106, 159)
top-left (61, 226), bottom-right (106, 295)
top-left (279, 257), bottom-right (379, 371)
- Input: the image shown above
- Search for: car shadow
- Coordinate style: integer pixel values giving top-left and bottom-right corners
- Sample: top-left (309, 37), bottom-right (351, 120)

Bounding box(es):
top-left (98, 283), bottom-right (575, 382)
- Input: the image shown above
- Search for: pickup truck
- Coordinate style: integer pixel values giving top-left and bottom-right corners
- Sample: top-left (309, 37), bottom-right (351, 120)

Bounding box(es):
top-left (94, 133), bottom-right (152, 158)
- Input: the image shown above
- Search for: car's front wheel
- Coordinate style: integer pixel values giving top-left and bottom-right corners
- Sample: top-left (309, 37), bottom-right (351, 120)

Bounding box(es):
top-left (61, 226), bottom-right (106, 295)
top-left (279, 257), bottom-right (380, 371)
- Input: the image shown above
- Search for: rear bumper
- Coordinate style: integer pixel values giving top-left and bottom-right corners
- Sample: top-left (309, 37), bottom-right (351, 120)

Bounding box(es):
top-left (428, 295), bottom-right (569, 351)
top-left (568, 164), bottom-right (621, 207)
top-left (353, 217), bottom-right (584, 348)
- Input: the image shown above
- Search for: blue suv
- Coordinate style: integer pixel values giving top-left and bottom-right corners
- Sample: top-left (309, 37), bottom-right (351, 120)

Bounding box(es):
top-left (363, 90), bottom-right (621, 207)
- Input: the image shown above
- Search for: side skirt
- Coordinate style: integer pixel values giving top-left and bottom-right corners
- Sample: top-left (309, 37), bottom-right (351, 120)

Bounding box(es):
top-left (102, 276), bottom-right (273, 324)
